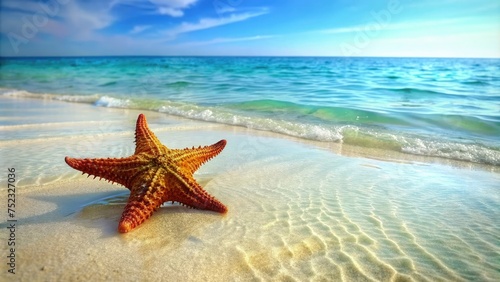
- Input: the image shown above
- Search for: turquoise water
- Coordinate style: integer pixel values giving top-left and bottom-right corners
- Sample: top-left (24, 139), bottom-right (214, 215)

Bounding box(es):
top-left (1, 56), bottom-right (499, 165)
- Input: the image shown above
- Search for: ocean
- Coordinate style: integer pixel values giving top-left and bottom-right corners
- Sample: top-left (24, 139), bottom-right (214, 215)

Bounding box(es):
top-left (1, 56), bottom-right (499, 166)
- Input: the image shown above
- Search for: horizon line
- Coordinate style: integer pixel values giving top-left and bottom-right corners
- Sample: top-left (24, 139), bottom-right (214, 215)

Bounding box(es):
top-left (1, 55), bottom-right (499, 59)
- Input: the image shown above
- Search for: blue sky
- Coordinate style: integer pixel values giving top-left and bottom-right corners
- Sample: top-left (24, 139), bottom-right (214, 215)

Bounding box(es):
top-left (0, 0), bottom-right (499, 57)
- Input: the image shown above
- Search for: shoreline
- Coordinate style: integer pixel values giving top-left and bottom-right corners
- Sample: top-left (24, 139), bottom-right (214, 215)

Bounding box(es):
top-left (1, 95), bottom-right (498, 186)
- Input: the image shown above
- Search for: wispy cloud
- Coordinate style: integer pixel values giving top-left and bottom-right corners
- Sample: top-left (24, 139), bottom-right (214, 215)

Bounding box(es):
top-left (215, 6), bottom-right (237, 15)
top-left (315, 17), bottom-right (492, 34)
top-left (319, 18), bottom-right (476, 34)
top-left (130, 25), bottom-right (152, 34)
top-left (0, 0), bottom-right (113, 40)
top-left (320, 26), bottom-right (361, 34)
top-left (1, 0), bottom-right (41, 13)
top-left (64, 1), bottom-right (115, 31)
top-left (150, 0), bottom-right (198, 17)
top-left (165, 9), bottom-right (269, 38)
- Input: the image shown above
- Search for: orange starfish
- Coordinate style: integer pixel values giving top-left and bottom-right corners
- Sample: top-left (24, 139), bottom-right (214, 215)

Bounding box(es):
top-left (65, 114), bottom-right (227, 233)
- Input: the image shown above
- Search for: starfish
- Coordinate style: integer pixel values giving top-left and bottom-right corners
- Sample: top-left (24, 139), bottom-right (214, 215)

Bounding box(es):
top-left (65, 114), bottom-right (227, 233)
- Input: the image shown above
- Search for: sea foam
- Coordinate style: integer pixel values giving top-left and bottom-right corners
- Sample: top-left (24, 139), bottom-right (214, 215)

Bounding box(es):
top-left (2, 88), bottom-right (499, 166)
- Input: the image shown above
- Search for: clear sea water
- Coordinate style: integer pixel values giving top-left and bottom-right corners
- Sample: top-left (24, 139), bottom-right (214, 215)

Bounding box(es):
top-left (1, 56), bottom-right (499, 165)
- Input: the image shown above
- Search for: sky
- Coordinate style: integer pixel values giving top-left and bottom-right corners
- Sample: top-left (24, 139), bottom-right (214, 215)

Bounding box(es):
top-left (0, 0), bottom-right (499, 57)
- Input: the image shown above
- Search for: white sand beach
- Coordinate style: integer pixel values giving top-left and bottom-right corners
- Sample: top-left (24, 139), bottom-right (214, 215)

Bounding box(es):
top-left (1, 96), bottom-right (499, 281)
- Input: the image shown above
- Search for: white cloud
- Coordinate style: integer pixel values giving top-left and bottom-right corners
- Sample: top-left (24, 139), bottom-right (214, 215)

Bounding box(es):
top-left (149, 0), bottom-right (198, 17)
top-left (130, 25), bottom-right (152, 34)
top-left (215, 6), bottom-right (237, 14)
top-left (320, 18), bottom-right (474, 34)
top-left (320, 27), bottom-right (360, 34)
top-left (0, 0), bottom-right (273, 56)
top-left (158, 7), bottom-right (184, 17)
top-left (149, 0), bottom-right (198, 6)
top-left (1, 0), bottom-right (41, 13)
top-left (165, 9), bottom-right (269, 37)
top-left (66, 2), bottom-right (114, 30)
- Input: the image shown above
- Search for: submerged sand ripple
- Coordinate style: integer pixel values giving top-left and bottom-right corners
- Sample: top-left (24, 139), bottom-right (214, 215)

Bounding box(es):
top-left (200, 138), bottom-right (499, 281)
top-left (1, 120), bottom-right (499, 281)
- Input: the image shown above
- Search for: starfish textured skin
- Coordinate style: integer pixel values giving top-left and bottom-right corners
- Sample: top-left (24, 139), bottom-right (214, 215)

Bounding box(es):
top-left (65, 114), bottom-right (227, 233)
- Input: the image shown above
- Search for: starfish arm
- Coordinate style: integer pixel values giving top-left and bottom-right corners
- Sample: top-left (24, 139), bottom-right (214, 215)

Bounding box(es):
top-left (64, 155), bottom-right (150, 189)
top-left (134, 114), bottom-right (167, 155)
top-left (64, 114), bottom-right (228, 233)
top-left (118, 167), bottom-right (168, 233)
top-left (169, 139), bottom-right (227, 175)
top-left (167, 171), bottom-right (228, 214)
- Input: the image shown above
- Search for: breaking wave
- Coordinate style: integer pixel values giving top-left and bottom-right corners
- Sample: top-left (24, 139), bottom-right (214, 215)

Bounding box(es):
top-left (2, 88), bottom-right (499, 166)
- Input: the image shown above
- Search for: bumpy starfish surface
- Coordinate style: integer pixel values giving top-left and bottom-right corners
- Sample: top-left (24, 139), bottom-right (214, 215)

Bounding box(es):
top-left (65, 114), bottom-right (227, 233)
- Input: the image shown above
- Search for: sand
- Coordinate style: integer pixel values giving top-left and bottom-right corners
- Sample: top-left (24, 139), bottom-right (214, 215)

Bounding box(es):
top-left (1, 96), bottom-right (499, 281)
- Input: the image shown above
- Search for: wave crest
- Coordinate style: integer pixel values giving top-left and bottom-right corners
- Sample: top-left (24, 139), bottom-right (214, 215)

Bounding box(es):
top-left (2, 88), bottom-right (499, 165)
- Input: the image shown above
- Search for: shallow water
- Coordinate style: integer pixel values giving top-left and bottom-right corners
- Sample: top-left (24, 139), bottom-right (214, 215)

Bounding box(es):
top-left (205, 138), bottom-right (500, 281)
